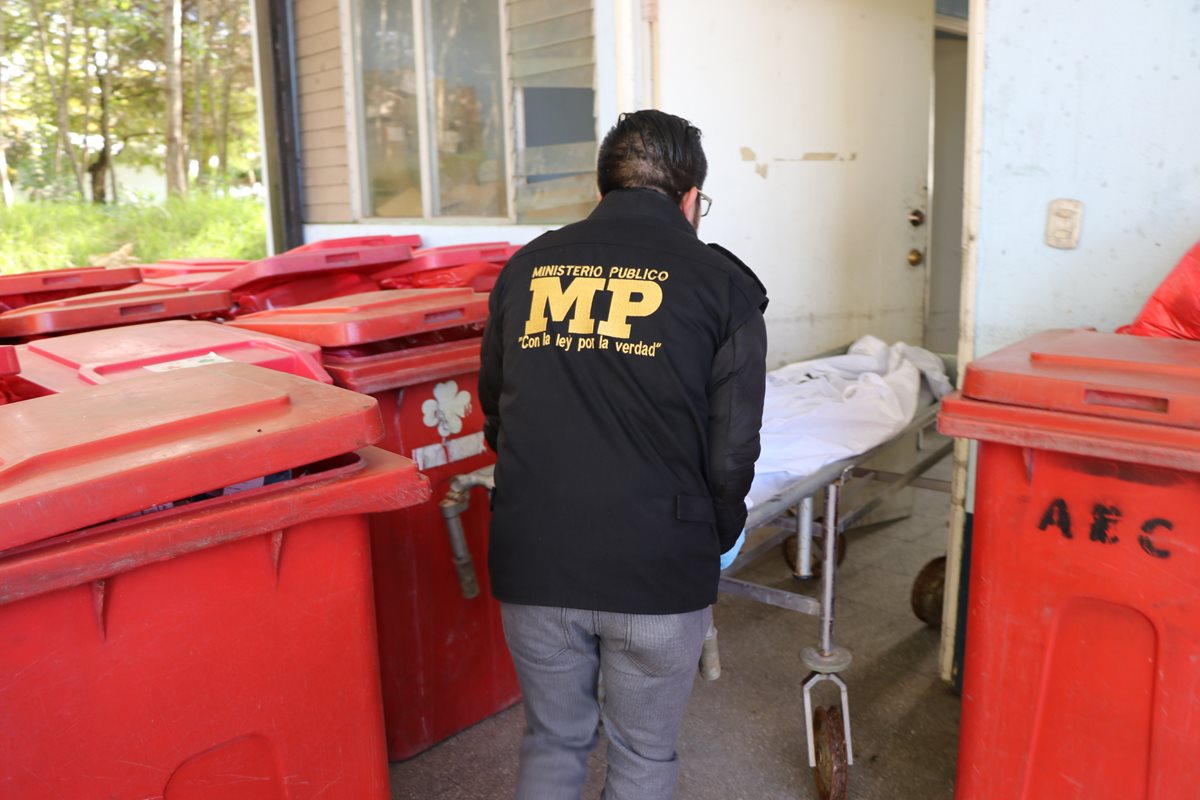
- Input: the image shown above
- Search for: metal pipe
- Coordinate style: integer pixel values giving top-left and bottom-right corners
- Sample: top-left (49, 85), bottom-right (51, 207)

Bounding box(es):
top-left (437, 465), bottom-right (496, 600)
top-left (439, 492), bottom-right (480, 599)
top-left (797, 495), bottom-right (814, 579)
top-left (820, 480), bottom-right (840, 654)
top-left (718, 576), bottom-right (821, 616)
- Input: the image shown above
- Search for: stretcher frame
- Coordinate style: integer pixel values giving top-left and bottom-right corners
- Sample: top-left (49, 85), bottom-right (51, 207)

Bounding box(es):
top-left (717, 355), bottom-right (956, 796)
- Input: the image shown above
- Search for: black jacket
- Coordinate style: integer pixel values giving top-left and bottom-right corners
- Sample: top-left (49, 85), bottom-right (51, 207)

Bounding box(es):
top-left (479, 189), bottom-right (768, 614)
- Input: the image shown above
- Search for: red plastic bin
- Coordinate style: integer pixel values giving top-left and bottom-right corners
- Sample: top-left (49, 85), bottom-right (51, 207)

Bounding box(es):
top-left (0, 362), bottom-right (431, 799)
top-left (229, 288), bottom-right (517, 761)
top-left (198, 244), bottom-right (414, 315)
top-left (3, 319), bottom-right (331, 400)
top-left (939, 329), bottom-right (1200, 800)
top-left (0, 287), bottom-right (233, 340)
top-left (0, 266), bottom-right (142, 312)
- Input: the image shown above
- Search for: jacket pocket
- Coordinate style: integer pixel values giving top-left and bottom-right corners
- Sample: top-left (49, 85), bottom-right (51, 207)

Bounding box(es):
top-left (676, 494), bottom-right (716, 523)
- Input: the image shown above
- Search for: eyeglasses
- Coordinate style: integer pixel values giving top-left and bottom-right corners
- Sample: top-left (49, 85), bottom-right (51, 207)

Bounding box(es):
top-left (696, 190), bottom-right (712, 218)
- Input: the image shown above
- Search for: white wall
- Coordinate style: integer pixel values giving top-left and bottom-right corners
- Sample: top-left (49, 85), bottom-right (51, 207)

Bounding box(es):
top-left (970, 1), bottom-right (1200, 358)
top-left (655, 0), bottom-right (935, 366)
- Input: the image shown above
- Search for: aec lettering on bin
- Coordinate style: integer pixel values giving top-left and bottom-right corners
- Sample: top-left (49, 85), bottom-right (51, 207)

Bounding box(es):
top-left (1037, 498), bottom-right (1173, 560)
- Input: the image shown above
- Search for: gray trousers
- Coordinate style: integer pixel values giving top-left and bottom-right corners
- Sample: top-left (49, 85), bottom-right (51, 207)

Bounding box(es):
top-left (500, 603), bottom-right (710, 800)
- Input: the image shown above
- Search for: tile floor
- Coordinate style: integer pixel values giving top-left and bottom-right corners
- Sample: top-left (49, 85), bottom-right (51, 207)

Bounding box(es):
top-left (391, 455), bottom-right (960, 800)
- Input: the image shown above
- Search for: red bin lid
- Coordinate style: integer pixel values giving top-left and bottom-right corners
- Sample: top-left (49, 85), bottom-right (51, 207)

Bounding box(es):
top-left (287, 234), bottom-right (423, 253)
top-left (371, 243), bottom-right (518, 282)
top-left (961, 329), bottom-right (1200, 428)
top-left (322, 339), bottom-right (482, 394)
top-left (0, 267), bottom-right (142, 304)
top-left (941, 329), bottom-right (1200, 469)
top-left (380, 261), bottom-right (502, 293)
top-left (0, 288), bottom-right (233, 338)
top-left (227, 288), bottom-right (489, 347)
top-left (140, 259), bottom-right (246, 279)
top-left (140, 271), bottom-right (233, 289)
top-left (24, 284), bottom-right (183, 304)
top-left (12, 320), bottom-right (331, 394)
top-left (0, 362), bottom-right (385, 550)
top-left (198, 244), bottom-right (414, 293)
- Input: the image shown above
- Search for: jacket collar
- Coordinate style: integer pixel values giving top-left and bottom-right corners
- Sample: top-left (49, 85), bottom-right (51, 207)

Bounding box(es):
top-left (587, 188), bottom-right (697, 238)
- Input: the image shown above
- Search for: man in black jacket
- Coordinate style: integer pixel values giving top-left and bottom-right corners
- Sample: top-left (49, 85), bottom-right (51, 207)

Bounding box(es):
top-left (479, 110), bottom-right (767, 800)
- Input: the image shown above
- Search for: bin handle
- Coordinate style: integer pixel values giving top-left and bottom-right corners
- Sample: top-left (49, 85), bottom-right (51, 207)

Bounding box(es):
top-left (323, 251), bottom-right (361, 265)
top-left (1083, 388), bottom-right (1169, 414)
top-left (41, 274), bottom-right (84, 287)
top-left (119, 302), bottom-right (167, 317)
top-left (424, 308), bottom-right (466, 326)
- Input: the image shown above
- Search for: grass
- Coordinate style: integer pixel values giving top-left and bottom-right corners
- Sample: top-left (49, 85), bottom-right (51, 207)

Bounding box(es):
top-left (0, 195), bottom-right (268, 273)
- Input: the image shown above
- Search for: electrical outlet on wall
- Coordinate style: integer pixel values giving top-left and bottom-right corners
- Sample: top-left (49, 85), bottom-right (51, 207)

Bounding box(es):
top-left (1045, 199), bottom-right (1084, 249)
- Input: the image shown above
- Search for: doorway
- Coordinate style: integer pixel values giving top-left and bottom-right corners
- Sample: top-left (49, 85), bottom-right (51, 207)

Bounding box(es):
top-left (925, 28), bottom-right (969, 354)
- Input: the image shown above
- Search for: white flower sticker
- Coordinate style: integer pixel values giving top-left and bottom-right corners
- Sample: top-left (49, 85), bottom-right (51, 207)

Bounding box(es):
top-left (421, 380), bottom-right (472, 438)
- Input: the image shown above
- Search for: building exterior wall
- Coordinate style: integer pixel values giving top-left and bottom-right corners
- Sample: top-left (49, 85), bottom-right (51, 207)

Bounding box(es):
top-left (970, 2), bottom-right (1200, 358)
top-left (294, 0), bottom-right (354, 222)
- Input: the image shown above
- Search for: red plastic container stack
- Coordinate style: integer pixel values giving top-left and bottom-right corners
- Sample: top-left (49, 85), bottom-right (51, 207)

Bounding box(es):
top-left (940, 329), bottom-right (1200, 800)
top-left (229, 288), bottom-right (520, 760)
top-left (0, 362), bottom-right (430, 799)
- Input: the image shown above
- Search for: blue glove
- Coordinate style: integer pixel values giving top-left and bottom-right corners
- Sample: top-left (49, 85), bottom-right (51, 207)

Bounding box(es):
top-left (719, 530), bottom-right (746, 571)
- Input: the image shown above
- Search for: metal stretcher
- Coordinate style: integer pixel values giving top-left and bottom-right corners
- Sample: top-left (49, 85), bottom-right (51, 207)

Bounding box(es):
top-left (713, 355), bottom-right (956, 800)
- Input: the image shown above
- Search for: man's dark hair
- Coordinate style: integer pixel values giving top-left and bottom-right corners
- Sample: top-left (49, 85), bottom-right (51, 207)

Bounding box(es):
top-left (596, 110), bottom-right (707, 199)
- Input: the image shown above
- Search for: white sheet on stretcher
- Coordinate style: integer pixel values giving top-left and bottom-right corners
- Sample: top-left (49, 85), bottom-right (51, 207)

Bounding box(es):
top-left (746, 335), bottom-right (951, 512)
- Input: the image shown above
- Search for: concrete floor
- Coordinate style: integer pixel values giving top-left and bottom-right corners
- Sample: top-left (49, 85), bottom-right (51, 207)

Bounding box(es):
top-left (391, 457), bottom-right (960, 800)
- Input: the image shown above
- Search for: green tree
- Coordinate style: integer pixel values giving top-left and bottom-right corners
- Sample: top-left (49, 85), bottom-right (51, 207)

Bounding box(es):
top-left (0, 0), bottom-right (260, 202)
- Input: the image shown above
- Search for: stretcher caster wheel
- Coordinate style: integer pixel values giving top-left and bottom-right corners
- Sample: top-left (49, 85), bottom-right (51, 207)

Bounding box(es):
top-left (812, 704), bottom-right (849, 800)
top-left (783, 531), bottom-right (847, 578)
top-left (910, 555), bottom-right (947, 627)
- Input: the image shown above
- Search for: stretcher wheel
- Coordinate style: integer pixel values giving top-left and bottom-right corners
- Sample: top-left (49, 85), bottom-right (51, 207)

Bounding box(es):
top-left (783, 531), bottom-right (848, 578)
top-left (812, 704), bottom-right (849, 800)
top-left (910, 555), bottom-right (947, 627)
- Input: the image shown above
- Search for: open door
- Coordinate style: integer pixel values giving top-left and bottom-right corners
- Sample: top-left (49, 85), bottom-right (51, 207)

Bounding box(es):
top-left (656, 0), bottom-right (934, 364)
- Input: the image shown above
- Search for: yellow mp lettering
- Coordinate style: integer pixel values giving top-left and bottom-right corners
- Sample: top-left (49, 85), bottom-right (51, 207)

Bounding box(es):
top-left (597, 279), bottom-right (663, 339)
top-left (524, 277), bottom-right (607, 335)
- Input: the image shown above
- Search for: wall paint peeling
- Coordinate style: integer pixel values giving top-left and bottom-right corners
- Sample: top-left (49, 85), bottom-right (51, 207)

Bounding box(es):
top-left (774, 152), bottom-right (859, 162)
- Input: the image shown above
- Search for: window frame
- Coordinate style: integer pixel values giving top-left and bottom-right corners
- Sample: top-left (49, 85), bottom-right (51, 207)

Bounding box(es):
top-left (345, 0), bottom-right (617, 227)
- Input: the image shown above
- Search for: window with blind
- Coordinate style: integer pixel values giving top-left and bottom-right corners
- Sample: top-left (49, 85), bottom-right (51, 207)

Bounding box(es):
top-left (356, 0), bottom-right (598, 223)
